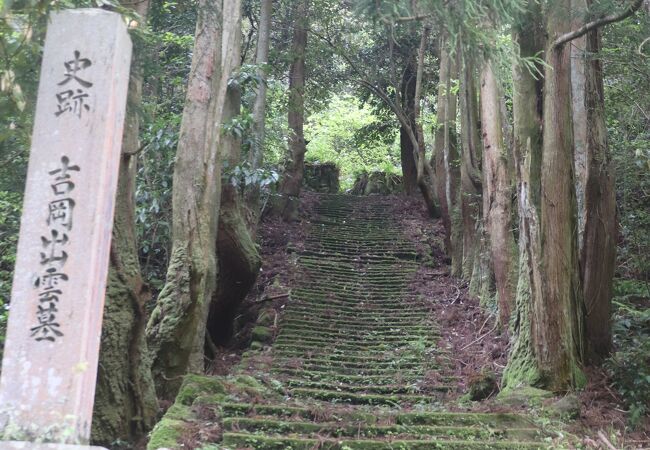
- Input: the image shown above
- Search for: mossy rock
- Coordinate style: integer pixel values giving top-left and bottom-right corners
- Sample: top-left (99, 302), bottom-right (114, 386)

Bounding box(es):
top-left (257, 308), bottom-right (276, 327)
top-left (252, 325), bottom-right (273, 343)
top-left (545, 394), bottom-right (581, 420)
top-left (350, 171), bottom-right (402, 195)
top-left (497, 386), bottom-right (554, 408)
top-left (468, 370), bottom-right (499, 401)
top-left (146, 418), bottom-right (185, 450)
top-left (176, 374), bottom-right (227, 406)
top-left (303, 162), bottom-right (340, 193)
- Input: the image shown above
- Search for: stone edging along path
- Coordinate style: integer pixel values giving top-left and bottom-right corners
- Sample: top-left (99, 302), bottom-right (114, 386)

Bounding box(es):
top-left (147, 194), bottom-right (555, 450)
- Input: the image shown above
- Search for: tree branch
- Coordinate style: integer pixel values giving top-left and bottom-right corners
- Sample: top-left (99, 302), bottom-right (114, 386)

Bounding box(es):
top-left (553, 0), bottom-right (644, 48)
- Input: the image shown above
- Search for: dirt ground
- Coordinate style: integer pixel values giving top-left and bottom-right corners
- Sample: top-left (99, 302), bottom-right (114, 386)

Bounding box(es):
top-left (209, 191), bottom-right (650, 449)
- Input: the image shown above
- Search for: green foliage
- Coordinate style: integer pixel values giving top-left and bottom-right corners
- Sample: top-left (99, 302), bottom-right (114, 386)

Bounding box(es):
top-left (603, 16), bottom-right (650, 284)
top-left (305, 94), bottom-right (399, 190)
top-left (0, 191), bottom-right (22, 350)
top-left (606, 281), bottom-right (650, 427)
top-left (135, 114), bottom-right (179, 292)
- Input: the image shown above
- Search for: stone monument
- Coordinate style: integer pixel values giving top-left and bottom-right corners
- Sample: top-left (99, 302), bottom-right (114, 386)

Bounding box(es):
top-left (0, 9), bottom-right (132, 448)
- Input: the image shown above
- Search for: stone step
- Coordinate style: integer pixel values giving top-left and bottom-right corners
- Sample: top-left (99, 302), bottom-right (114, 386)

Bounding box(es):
top-left (221, 417), bottom-right (542, 441)
top-left (221, 432), bottom-right (547, 449)
top-left (289, 387), bottom-right (440, 405)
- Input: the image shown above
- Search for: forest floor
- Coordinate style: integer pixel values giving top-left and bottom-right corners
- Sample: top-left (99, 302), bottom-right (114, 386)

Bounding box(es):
top-left (147, 192), bottom-right (650, 450)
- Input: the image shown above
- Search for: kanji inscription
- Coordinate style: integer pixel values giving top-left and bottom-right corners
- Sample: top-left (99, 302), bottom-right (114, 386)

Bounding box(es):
top-left (55, 51), bottom-right (93, 117)
top-left (0, 8), bottom-right (132, 447)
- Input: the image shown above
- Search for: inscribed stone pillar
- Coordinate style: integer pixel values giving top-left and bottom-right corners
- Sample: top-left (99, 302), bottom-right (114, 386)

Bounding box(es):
top-left (0, 9), bottom-right (131, 445)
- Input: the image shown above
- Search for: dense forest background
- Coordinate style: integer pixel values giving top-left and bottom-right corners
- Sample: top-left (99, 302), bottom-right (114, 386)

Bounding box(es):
top-left (0, 0), bottom-right (649, 446)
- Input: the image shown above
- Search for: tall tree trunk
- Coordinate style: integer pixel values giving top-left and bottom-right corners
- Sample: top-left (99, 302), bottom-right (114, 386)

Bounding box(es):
top-left (433, 33), bottom-right (460, 272)
top-left (208, 7), bottom-right (262, 346)
top-left (277, 0), bottom-right (308, 221)
top-left (400, 60), bottom-right (418, 196)
top-left (247, 0), bottom-right (272, 216)
top-left (92, 0), bottom-right (158, 444)
top-left (480, 57), bottom-right (518, 327)
top-left (580, 17), bottom-right (616, 362)
top-left (249, 0), bottom-right (272, 172)
top-left (413, 25), bottom-right (440, 218)
top-left (571, 28), bottom-right (588, 251)
top-left (535, 2), bottom-right (585, 390)
top-left (503, 3), bottom-right (546, 390)
top-left (458, 49), bottom-right (486, 289)
top-left (146, 0), bottom-right (239, 399)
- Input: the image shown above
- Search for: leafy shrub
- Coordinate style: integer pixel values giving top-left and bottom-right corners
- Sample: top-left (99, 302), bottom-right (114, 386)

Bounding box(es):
top-left (606, 281), bottom-right (650, 427)
top-left (0, 191), bottom-right (22, 349)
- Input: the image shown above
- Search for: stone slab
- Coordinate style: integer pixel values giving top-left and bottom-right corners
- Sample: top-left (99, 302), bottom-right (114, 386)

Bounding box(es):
top-left (0, 442), bottom-right (107, 450)
top-left (0, 8), bottom-right (131, 444)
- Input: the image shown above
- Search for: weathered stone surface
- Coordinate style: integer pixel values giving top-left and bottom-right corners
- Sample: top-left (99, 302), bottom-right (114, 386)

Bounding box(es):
top-left (303, 162), bottom-right (340, 193)
top-left (0, 442), bottom-right (107, 450)
top-left (0, 9), bottom-right (131, 445)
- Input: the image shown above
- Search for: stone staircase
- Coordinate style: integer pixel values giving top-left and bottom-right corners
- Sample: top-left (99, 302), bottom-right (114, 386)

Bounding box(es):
top-left (148, 194), bottom-right (552, 450)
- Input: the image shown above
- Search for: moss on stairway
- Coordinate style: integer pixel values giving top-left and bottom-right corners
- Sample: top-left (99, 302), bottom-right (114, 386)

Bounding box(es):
top-left (147, 194), bottom-right (561, 450)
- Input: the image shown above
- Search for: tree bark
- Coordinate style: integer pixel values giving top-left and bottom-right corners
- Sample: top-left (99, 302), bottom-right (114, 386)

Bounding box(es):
top-left (458, 49), bottom-right (485, 286)
top-left (92, 0), bottom-right (158, 444)
top-left (480, 57), bottom-right (518, 327)
top-left (276, 0), bottom-right (308, 221)
top-left (249, 0), bottom-right (272, 172)
top-left (146, 0), bottom-right (238, 399)
top-left (412, 25), bottom-right (440, 218)
top-left (536, 1), bottom-right (585, 390)
top-left (503, 2), bottom-right (546, 390)
top-left (580, 16), bottom-right (617, 362)
top-left (433, 33), bottom-right (461, 272)
top-left (400, 60), bottom-right (419, 196)
top-left (209, 11), bottom-right (262, 346)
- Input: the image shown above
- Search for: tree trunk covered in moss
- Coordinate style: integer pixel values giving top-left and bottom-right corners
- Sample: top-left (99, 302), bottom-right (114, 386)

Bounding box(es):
top-left (580, 17), bottom-right (616, 362)
top-left (400, 60), bottom-right (418, 196)
top-left (146, 0), bottom-right (239, 399)
top-left (433, 34), bottom-right (460, 273)
top-left (92, 0), bottom-right (158, 444)
top-left (505, 1), bottom-right (588, 392)
top-left (537, 2), bottom-right (585, 390)
top-left (458, 48), bottom-right (484, 283)
top-left (479, 56), bottom-right (517, 327)
top-left (208, 11), bottom-right (261, 346)
top-left (277, 0), bottom-right (308, 221)
top-left (503, 4), bottom-right (544, 389)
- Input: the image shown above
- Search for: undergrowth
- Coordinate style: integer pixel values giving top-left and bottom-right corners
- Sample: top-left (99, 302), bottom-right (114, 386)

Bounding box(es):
top-left (606, 279), bottom-right (650, 427)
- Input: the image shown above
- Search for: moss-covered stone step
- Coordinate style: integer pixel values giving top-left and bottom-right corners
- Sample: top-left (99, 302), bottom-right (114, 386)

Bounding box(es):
top-left (290, 294), bottom-right (428, 308)
top-left (295, 277), bottom-right (411, 289)
top-left (273, 334), bottom-right (440, 348)
top-left (282, 310), bottom-right (434, 330)
top-left (280, 317), bottom-right (435, 331)
top-left (274, 367), bottom-right (428, 379)
top-left (297, 259), bottom-right (416, 270)
top-left (292, 283), bottom-right (411, 294)
top-left (280, 378), bottom-right (453, 395)
top-left (299, 253), bottom-right (418, 265)
top-left (221, 417), bottom-right (542, 442)
top-left (271, 369), bottom-right (458, 386)
top-left (272, 345), bottom-right (437, 359)
top-left (289, 387), bottom-right (441, 405)
top-left (271, 352), bottom-right (438, 367)
top-left (287, 295), bottom-right (430, 309)
top-left (274, 333), bottom-right (435, 347)
top-left (219, 402), bottom-right (537, 429)
top-left (273, 357), bottom-right (429, 372)
top-left (220, 432), bottom-right (548, 449)
top-left (287, 305), bottom-right (434, 318)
